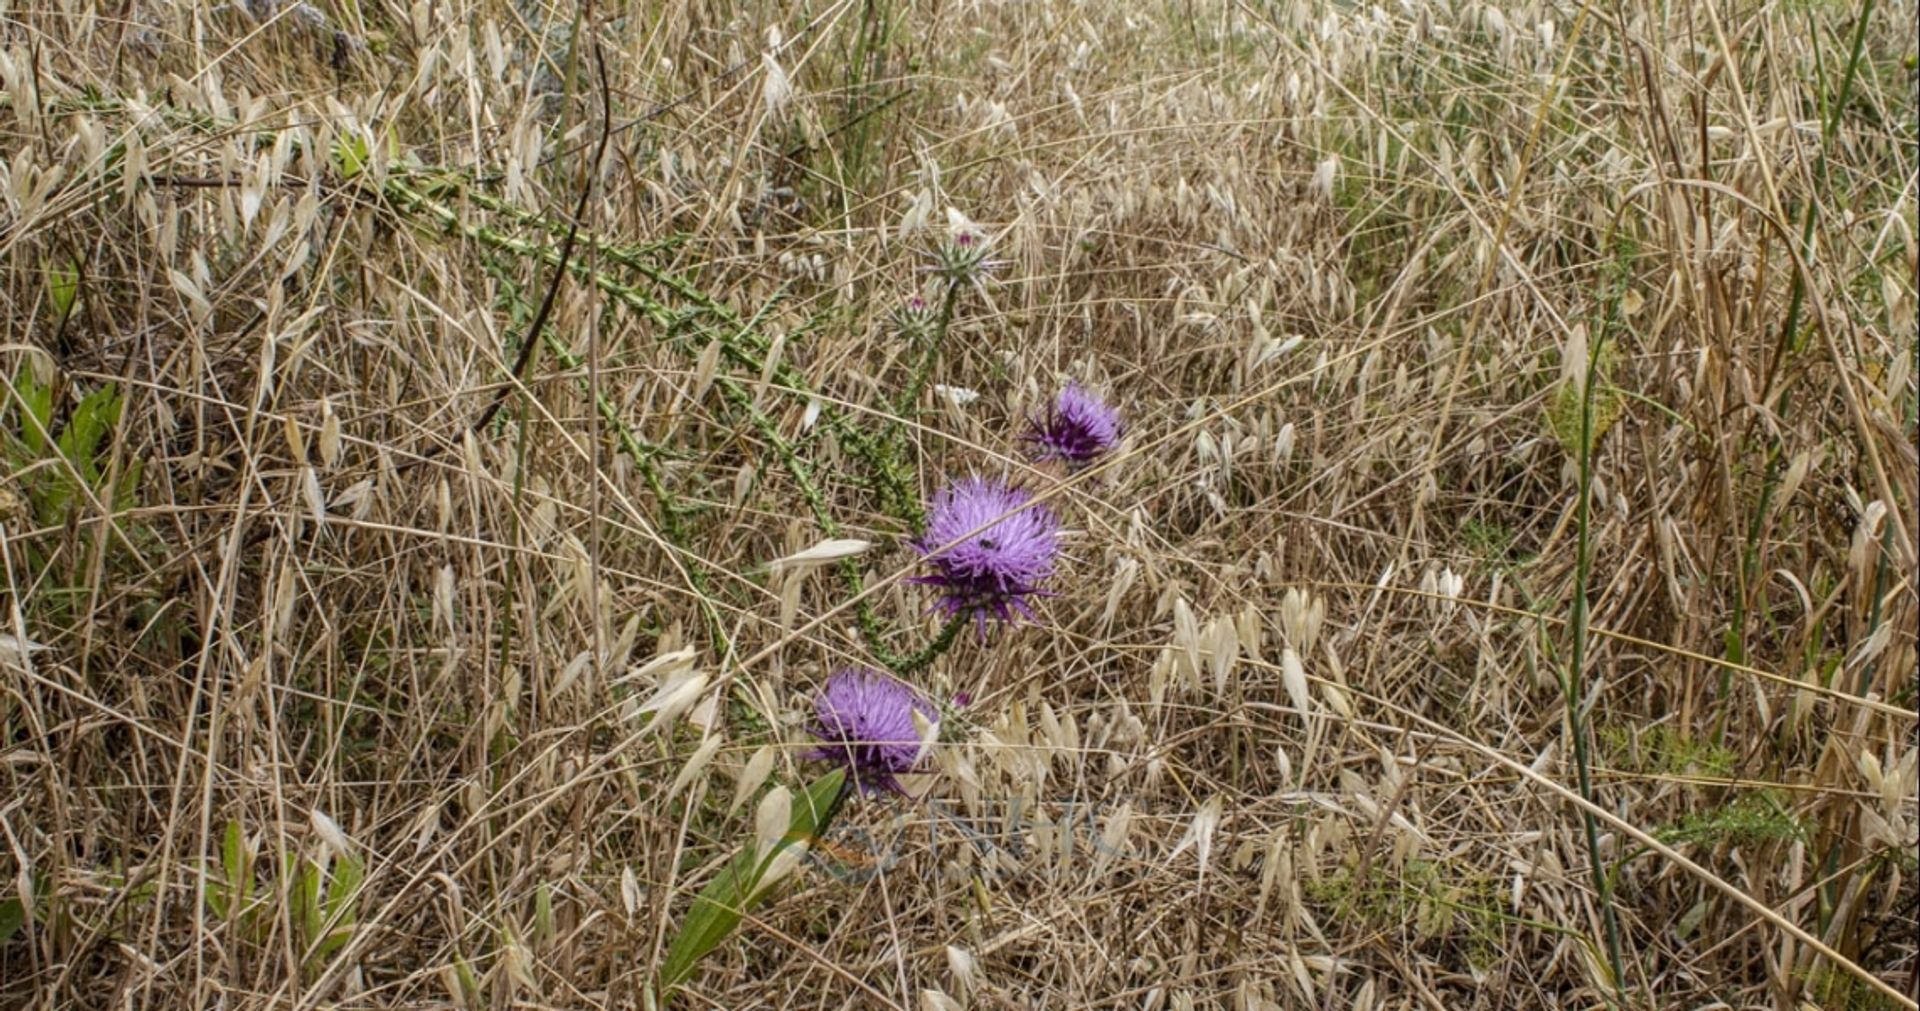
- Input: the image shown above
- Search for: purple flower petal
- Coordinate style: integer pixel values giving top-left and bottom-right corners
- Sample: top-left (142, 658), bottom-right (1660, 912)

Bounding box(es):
top-left (809, 668), bottom-right (938, 796)
top-left (911, 475), bottom-right (1061, 631)
top-left (1027, 383), bottom-right (1122, 469)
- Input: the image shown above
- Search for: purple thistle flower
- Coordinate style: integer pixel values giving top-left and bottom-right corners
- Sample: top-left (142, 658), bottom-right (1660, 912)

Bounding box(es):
top-left (808, 668), bottom-right (937, 796)
top-left (1028, 383), bottom-right (1123, 469)
top-left (908, 476), bottom-right (1061, 631)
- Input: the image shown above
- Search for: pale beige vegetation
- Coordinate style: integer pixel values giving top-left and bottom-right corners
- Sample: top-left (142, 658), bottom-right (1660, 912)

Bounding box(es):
top-left (0, 0), bottom-right (1915, 1007)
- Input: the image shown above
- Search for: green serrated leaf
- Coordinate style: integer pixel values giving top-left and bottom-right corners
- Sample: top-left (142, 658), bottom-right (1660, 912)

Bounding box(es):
top-left (656, 768), bottom-right (846, 1003)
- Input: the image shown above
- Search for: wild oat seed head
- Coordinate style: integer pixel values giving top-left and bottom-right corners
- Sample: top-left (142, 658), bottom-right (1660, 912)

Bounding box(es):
top-left (1028, 382), bottom-right (1123, 468)
top-left (909, 476), bottom-right (1061, 630)
top-left (809, 668), bottom-right (938, 796)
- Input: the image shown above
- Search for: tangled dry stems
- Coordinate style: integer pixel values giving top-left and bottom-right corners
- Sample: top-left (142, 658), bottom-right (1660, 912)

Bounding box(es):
top-left (0, 0), bottom-right (1915, 1008)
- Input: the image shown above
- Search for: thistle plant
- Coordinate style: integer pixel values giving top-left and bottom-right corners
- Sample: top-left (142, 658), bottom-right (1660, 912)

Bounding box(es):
top-left (887, 292), bottom-right (941, 342)
top-left (657, 670), bottom-right (941, 1006)
top-left (1028, 382), bottom-right (1124, 469)
top-left (891, 216), bottom-right (1000, 455)
top-left (658, 211), bottom-right (1086, 1006)
top-left (807, 667), bottom-right (939, 796)
top-left (909, 475), bottom-right (1062, 633)
top-left (923, 217), bottom-right (1003, 293)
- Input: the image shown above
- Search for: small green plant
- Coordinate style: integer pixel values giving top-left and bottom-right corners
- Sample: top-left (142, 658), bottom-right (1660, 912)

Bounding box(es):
top-left (440, 953), bottom-right (483, 1010)
top-left (205, 820), bottom-right (364, 979)
top-left (1304, 858), bottom-right (1511, 970)
top-left (330, 127), bottom-right (403, 181)
top-left (205, 820), bottom-right (265, 937)
top-left (1458, 517), bottom-right (1516, 561)
top-left (1543, 342), bottom-right (1624, 457)
top-left (655, 768), bottom-right (846, 1006)
top-left (1802, 964), bottom-right (1911, 1010)
top-left (3, 369), bottom-right (140, 526)
top-left (45, 255), bottom-right (80, 322)
top-left (288, 845), bottom-right (365, 977)
top-left (0, 874), bottom-right (36, 945)
top-left (1600, 724), bottom-right (1739, 778)
top-left (1655, 791), bottom-right (1806, 848)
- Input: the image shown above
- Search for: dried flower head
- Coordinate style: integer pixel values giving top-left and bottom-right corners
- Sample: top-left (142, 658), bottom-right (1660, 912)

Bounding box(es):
top-left (909, 476), bottom-right (1061, 630)
top-left (808, 668), bottom-right (937, 795)
top-left (1028, 382), bottom-right (1123, 469)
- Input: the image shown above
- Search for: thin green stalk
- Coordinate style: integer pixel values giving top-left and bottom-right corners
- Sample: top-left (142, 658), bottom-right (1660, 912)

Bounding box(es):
top-left (1569, 283), bottom-right (1629, 1007)
top-left (1732, 0), bottom-right (1877, 736)
top-left (1761, 0), bottom-right (1875, 398)
top-left (890, 279), bottom-right (963, 437)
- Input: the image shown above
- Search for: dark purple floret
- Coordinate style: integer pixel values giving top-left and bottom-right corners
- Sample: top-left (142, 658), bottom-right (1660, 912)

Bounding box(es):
top-left (1027, 383), bottom-right (1123, 469)
top-left (908, 476), bottom-right (1061, 632)
top-left (808, 668), bottom-right (938, 796)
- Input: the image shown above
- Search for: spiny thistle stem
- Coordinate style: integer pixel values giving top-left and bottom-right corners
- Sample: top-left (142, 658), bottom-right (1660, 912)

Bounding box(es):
top-left (539, 320), bottom-right (732, 656)
top-left (889, 278), bottom-right (963, 444)
top-left (393, 171), bottom-right (919, 524)
top-left (708, 376), bottom-right (913, 664)
top-left (891, 611), bottom-right (969, 675)
top-left (471, 246), bottom-right (729, 653)
top-left (390, 175), bottom-right (961, 664)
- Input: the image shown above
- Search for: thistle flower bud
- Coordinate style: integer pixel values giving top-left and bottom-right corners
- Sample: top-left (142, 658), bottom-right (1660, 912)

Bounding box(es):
top-left (888, 293), bottom-right (941, 340)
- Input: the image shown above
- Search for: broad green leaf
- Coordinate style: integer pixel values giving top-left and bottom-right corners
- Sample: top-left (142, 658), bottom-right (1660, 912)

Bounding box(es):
top-left (0, 898), bottom-right (25, 944)
top-left (298, 853), bottom-right (363, 969)
top-left (11, 370), bottom-right (53, 457)
top-left (56, 384), bottom-right (122, 483)
top-left (222, 820), bottom-right (248, 898)
top-left (293, 856), bottom-right (324, 950)
top-left (46, 256), bottom-right (80, 321)
top-left (326, 853), bottom-right (364, 923)
top-left (656, 768), bottom-right (845, 1003)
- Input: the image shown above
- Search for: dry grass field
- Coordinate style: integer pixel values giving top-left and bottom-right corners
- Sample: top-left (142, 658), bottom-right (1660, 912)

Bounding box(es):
top-left (0, 0), bottom-right (1915, 1007)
